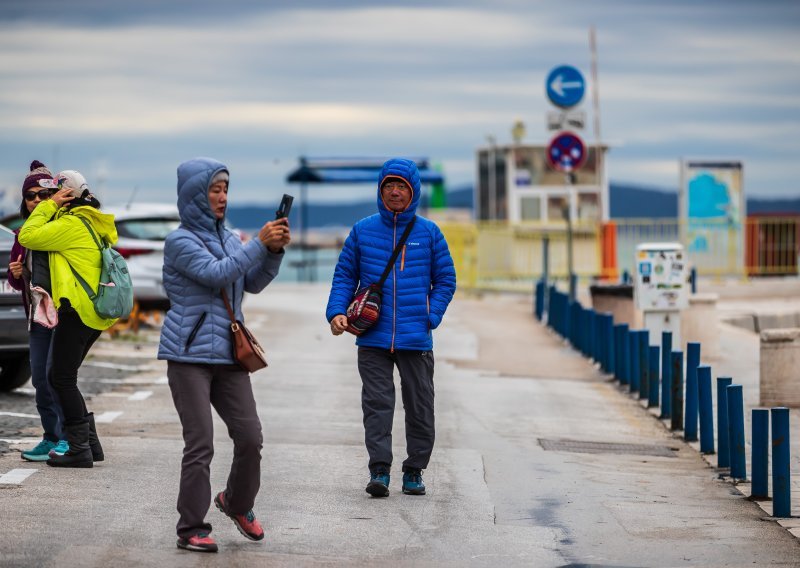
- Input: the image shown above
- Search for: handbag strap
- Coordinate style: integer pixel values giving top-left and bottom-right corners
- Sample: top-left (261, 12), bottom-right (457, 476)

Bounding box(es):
top-left (377, 216), bottom-right (416, 287)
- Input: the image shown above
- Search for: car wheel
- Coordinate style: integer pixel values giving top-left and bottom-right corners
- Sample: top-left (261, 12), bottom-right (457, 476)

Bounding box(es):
top-left (0, 357), bottom-right (31, 392)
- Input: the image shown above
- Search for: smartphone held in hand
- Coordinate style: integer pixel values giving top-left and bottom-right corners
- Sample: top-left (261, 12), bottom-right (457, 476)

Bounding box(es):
top-left (276, 194), bottom-right (294, 220)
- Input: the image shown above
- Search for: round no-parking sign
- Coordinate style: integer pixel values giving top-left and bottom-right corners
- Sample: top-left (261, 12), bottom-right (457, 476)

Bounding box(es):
top-left (547, 132), bottom-right (586, 172)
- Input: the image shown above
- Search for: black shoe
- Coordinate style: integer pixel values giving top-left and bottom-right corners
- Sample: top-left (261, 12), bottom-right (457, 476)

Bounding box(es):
top-left (87, 412), bottom-right (104, 462)
top-left (365, 470), bottom-right (390, 497)
top-left (47, 422), bottom-right (93, 468)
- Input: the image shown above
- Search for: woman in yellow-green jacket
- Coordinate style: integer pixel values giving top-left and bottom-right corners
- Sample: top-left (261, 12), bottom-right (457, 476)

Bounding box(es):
top-left (18, 170), bottom-right (119, 468)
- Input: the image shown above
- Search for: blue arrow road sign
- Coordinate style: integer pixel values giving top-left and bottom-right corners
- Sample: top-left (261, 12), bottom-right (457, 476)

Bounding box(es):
top-left (547, 132), bottom-right (586, 172)
top-left (546, 65), bottom-right (585, 109)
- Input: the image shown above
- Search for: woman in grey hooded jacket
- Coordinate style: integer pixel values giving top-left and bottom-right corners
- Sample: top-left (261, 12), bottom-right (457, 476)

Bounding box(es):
top-left (158, 157), bottom-right (289, 553)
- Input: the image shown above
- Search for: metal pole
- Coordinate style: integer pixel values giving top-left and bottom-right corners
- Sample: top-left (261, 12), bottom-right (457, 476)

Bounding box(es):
top-left (620, 326), bottom-right (630, 386)
top-left (639, 330), bottom-right (649, 401)
top-left (300, 180), bottom-right (308, 281)
top-left (751, 409), bottom-right (769, 499)
top-left (771, 407), bottom-right (791, 517)
top-left (717, 377), bottom-right (733, 469)
top-left (648, 346), bottom-right (660, 408)
top-left (615, 324), bottom-right (628, 384)
top-left (671, 351), bottom-right (684, 431)
top-left (727, 384), bottom-right (747, 481)
top-left (684, 342), bottom-right (701, 442)
top-left (697, 365), bottom-right (715, 454)
top-left (660, 331), bottom-right (672, 419)
top-left (630, 330), bottom-right (640, 394)
top-left (564, 196), bottom-right (575, 302)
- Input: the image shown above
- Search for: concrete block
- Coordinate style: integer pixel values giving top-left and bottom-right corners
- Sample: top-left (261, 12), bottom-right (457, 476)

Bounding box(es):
top-left (758, 313), bottom-right (798, 332)
top-left (760, 328), bottom-right (800, 407)
top-left (723, 314), bottom-right (757, 333)
top-left (682, 293), bottom-right (720, 360)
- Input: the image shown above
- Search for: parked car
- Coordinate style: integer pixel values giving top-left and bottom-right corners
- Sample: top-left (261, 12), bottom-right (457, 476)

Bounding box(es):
top-left (0, 225), bottom-right (31, 391)
top-left (104, 203), bottom-right (181, 312)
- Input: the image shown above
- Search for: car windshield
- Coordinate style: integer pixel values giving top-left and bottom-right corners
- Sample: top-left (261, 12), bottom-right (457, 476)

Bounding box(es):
top-left (0, 226), bottom-right (14, 245)
top-left (117, 218), bottom-right (180, 241)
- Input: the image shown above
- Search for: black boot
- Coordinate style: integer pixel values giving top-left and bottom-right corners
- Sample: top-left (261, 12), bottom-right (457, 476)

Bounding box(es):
top-left (47, 422), bottom-right (93, 468)
top-left (87, 412), bottom-right (104, 462)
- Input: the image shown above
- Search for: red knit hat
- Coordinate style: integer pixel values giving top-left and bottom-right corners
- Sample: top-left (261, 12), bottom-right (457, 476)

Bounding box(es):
top-left (21, 160), bottom-right (53, 194)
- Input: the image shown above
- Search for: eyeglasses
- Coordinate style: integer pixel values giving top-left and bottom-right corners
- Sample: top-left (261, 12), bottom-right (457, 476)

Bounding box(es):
top-left (24, 189), bottom-right (53, 201)
top-left (382, 182), bottom-right (410, 192)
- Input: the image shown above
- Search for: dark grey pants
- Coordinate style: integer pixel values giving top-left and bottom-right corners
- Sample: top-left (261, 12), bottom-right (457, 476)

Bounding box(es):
top-left (357, 347), bottom-right (435, 473)
top-left (167, 361), bottom-right (263, 538)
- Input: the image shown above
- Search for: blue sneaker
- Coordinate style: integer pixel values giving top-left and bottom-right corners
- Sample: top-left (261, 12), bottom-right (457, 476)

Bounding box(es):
top-left (365, 470), bottom-right (390, 497)
top-left (21, 439), bottom-right (56, 462)
top-left (48, 440), bottom-right (69, 457)
top-left (402, 469), bottom-right (426, 495)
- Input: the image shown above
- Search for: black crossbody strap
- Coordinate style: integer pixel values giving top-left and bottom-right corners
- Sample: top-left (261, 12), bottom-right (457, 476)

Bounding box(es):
top-left (377, 216), bottom-right (416, 287)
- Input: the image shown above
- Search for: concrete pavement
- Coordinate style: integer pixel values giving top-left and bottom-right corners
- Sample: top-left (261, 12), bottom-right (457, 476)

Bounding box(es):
top-left (0, 283), bottom-right (798, 566)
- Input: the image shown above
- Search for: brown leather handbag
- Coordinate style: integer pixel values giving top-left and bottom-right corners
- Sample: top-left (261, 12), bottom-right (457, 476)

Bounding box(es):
top-left (221, 289), bottom-right (268, 373)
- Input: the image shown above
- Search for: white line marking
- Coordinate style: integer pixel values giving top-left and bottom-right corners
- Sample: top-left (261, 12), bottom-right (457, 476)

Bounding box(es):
top-left (84, 361), bottom-right (153, 372)
top-left (0, 411), bottom-right (39, 419)
top-left (0, 469), bottom-right (37, 485)
top-left (128, 390), bottom-right (153, 401)
top-left (14, 388), bottom-right (35, 395)
top-left (94, 411), bottom-right (123, 423)
top-left (155, 376), bottom-right (169, 385)
top-left (78, 378), bottom-right (125, 384)
top-left (0, 438), bottom-right (42, 444)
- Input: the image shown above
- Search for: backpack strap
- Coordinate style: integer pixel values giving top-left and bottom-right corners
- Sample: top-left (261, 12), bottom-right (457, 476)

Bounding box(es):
top-left (65, 215), bottom-right (103, 300)
top-left (377, 216), bottom-right (416, 288)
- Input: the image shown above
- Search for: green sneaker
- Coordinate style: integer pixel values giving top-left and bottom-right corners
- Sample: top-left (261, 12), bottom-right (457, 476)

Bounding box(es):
top-left (49, 440), bottom-right (69, 457)
top-left (21, 439), bottom-right (56, 462)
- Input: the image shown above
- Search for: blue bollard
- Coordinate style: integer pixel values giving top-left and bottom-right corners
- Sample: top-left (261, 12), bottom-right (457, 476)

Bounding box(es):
top-left (771, 407), bottom-right (791, 517)
top-left (535, 280), bottom-right (544, 320)
top-left (562, 294), bottom-right (571, 341)
top-left (717, 377), bottom-right (733, 469)
top-left (690, 267), bottom-right (697, 294)
top-left (614, 324), bottom-right (628, 383)
top-left (726, 384), bottom-right (747, 480)
top-left (639, 330), bottom-right (650, 401)
top-left (620, 326), bottom-right (630, 386)
top-left (684, 342), bottom-right (701, 442)
top-left (604, 314), bottom-right (615, 375)
top-left (648, 346), bottom-right (660, 408)
top-left (697, 366), bottom-right (715, 454)
top-left (660, 331), bottom-right (672, 419)
top-left (751, 409), bottom-right (769, 499)
top-left (671, 351), bottom-right (684, 431)
top-left (630, 331), bottom-right (641, 394)
top-left (590, 311), bottom-right (599, 363)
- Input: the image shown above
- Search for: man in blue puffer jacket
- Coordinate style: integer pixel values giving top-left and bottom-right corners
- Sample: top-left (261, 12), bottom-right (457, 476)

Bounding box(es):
top-left (327, 158), bottom-right (456, 497)
top-left (158, 157), bottom-right (290, 553)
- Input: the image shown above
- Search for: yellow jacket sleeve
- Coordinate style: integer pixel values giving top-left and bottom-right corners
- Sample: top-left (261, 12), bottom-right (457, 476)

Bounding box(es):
top-left (17, 200), bottom-right (70, 252)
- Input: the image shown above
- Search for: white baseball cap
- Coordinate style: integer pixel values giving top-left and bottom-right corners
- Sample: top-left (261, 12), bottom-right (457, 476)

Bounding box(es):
top-left (40, 170), bottom-right (89, 197)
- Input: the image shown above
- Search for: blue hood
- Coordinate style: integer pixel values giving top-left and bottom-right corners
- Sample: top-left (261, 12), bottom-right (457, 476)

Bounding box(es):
top-left (176, 157), bottom-right (228, 233)
top-left (377, 158), bottom-right (420, 225)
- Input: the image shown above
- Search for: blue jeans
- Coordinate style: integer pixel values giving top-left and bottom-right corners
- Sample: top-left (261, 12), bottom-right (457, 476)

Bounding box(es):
top-left (29, 322), bottom-right (64, 442)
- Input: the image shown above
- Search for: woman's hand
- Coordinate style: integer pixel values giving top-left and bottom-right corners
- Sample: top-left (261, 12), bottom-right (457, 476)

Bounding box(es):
top-left (8, 254), bottom-right (23, 279)
top-left (51, 188), bottom-right (75, 208)
top-left (330, 314), bottom-right (348, 336)
top-left (258, 217), bottom-right (291, 253)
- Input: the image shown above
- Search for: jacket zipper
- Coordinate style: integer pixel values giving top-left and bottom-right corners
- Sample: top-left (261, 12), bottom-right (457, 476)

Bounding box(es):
top-left (400, 245), bottom-right (406, 271)
top-left (391, 215), bottom-right (397, 353)
top-left (184, 312), bottom-right (207, 352)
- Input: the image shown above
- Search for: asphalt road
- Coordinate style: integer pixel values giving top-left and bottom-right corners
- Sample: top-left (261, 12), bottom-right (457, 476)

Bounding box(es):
top-left (0, 284), bottom-right (798, 567)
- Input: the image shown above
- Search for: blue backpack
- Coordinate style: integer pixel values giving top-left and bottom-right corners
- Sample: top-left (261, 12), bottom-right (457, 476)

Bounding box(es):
top-left (67, 217), bottom-right (134, 320)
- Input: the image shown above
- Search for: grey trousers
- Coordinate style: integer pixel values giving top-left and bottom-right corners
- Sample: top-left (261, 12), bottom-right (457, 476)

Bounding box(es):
top-left (357, 347), bottom-right (435, 473)
top-left (167, 361), bottom-right (263, 538)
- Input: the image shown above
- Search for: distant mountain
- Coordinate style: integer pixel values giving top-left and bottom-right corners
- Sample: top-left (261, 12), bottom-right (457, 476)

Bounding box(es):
top-left (227, 183), bottom-right (800, 230)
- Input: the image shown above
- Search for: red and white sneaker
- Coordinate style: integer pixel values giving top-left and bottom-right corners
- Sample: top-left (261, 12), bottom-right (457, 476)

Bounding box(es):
top-left (214, 491), bottom-right (265, 541)
top-left (176, 532), bottom-right (218, 553)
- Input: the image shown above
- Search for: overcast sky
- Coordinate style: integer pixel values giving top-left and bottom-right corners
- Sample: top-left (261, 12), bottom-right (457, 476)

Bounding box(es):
top-left (1, 0), bottom-right (798, 211)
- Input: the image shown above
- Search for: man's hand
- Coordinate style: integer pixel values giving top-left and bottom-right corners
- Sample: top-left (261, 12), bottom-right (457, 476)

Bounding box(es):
top-left (330, 314), bottom-right (348, 336)
top-left (258, 217), bottom-right (290, 253)
top-left (51, 188), bottom-right (75, 208)
top-left (8, 254), bottom-right (23, 279)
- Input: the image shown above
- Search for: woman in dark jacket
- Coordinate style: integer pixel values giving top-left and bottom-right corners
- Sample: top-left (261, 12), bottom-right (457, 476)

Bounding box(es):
top-left (7, 160), bottom-right (67, 460)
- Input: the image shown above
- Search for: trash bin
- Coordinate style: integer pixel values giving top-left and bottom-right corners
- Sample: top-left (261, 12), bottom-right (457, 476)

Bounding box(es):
top-left (589, 283), bottom-right (636, 327)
